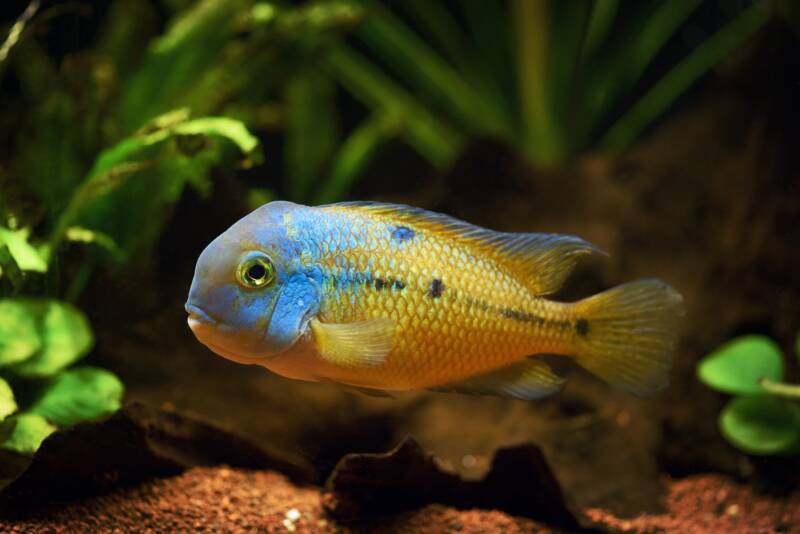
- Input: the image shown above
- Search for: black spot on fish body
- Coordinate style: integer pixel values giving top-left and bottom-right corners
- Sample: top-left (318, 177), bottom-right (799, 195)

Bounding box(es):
top-left (428, 279), bottom-right (445, 299)
top-left (501, 307), bottom-right (546, 326)
top-left (391, 226), bottom-right (415, 242)
top-left (374, 278), bottom-right (387, 290)
top-left (392, 279), bottom-right (405, 291)
top-left (575, 318), bottom-right (590, 337)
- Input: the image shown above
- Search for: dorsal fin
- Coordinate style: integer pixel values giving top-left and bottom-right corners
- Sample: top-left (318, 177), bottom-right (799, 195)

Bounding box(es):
top-left (323, 201), bottom-right (602, 295)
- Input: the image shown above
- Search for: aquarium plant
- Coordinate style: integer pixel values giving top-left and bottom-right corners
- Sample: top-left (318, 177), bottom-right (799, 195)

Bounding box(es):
top-left (322, 0), bottom-right (771, 183)
top-left (698, 334), bottom-right (800, 455)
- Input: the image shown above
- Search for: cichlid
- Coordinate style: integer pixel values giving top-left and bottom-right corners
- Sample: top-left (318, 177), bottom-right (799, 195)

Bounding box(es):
top-left (185, 201), bottom-right (683, 399)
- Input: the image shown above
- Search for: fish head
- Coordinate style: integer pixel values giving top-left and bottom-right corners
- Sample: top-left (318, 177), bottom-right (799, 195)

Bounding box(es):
top-left (185, 201), bottom-right (319, 364)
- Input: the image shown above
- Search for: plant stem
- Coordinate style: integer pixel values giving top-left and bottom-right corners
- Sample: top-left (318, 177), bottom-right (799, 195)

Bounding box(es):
top-left (760, 378), bottom-right (800, 400)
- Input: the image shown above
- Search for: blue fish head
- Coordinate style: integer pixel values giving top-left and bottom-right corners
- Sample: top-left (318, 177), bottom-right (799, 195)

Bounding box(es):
top-left (185, 201), bottom-right (320, 363)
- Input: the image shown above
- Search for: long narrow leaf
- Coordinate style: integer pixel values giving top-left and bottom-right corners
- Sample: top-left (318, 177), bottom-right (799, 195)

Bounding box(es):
top-left (602, 2), bottom-right (769, 150)
top-left (583, 0), bottom-right (703, 126)
top-left (512, 0), bottom-right (564, 166)
top-left (398, 0), bottom-right (468, 69)
top-left (285, 70), bottom-right (338, 202)
top-left (355, 5), bottom-right (504, 135)
top-left (314, 115), bottom-right (397, 204)
top-left (459, 0), bottom-right (519, 139)
top-left (580, 0), bottom-right (619, 64)
top-left (327, 46), bottom-right (463, 169)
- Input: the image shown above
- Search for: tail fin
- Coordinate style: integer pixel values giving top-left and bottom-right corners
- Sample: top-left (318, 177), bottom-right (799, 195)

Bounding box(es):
top-left (572, 279), bottom-right (684, 396)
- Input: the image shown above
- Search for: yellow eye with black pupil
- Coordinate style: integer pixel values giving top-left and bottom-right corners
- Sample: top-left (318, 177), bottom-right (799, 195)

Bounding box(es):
top-left (237, 256), bottom-right (274, 288)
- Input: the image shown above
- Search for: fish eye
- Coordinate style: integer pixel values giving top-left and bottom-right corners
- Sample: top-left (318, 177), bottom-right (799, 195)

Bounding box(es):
top-left (237, 254), bottom-right (275, 289)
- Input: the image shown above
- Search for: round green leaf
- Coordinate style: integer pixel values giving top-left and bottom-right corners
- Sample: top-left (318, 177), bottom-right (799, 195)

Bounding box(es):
top-left (698, 335), bottom-right (784, 395)
top-left (0, 378), bottom-right (17, 421)
top-left (11, 299), bottom-right (93, 378)
top-left (1, 413), bottom-right (56, 455)
top-left (720, 396), bottom-right (800, 455)
top-left (0, 299), bottom-right (41, 366)
top-left (32, 366), bottom-right (123, 427)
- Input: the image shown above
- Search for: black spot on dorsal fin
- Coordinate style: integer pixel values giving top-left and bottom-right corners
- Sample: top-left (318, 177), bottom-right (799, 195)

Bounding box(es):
top-left (391, 226), bottom-right (415, 242)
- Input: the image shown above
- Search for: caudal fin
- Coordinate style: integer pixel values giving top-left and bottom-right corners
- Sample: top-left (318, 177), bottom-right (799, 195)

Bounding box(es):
top-left (572, 279), bottom-right (684, 396)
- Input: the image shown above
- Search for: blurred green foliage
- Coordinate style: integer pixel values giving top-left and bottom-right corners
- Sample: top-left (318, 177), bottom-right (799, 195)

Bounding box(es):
top-left (698, 335), bottom-right (800, 455)
top-left (0, 0), bottom-right (777, 453)
top-left (327, 0), bottom-right (770, 172)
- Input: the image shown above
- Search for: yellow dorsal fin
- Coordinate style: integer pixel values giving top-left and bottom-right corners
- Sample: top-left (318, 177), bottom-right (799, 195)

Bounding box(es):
top-left (431, 358), bottom-right (567, 400)
top-left (310, 317), bottom-right (395, 367)
top-left (323, 202), bottom-right (601, 295)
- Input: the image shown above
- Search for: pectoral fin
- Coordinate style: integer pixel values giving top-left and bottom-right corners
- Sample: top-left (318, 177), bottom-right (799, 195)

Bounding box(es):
top-left (431, 358), bottom-right (567, 400)
top-left (310, 317), bottom-right (395, 367)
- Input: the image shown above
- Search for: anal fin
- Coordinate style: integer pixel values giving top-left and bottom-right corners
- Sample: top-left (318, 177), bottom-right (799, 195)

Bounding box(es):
top-left (431, 358), bottom-right (567, 400)
top-left (310, 317), bottom-right (395, 367)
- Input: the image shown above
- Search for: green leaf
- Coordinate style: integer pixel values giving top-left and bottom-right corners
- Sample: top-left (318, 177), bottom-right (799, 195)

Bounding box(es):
top-left (51, 110), bottom-right (260, 250)
top-left (355, 5), bottom-right (503, 135)
top-left (172, 117), bottom-right (259, 155)
top-left (314, 115), bottom-right (396, 204)
top-left (285, 70), bottom-right (338, 201)
top-left (65, 226), bottom-right (124, 262)
top-left (0, 227), bottom-right (47, 272)
top-left (602, 1), bottom-right (768, 150)
top-left (0, 378), bottom-right (16, 422)
top-left (720, 396), bottom-right (800, 455)
top-left (9, 299), bottom-right (93, 378)
top-left (327, 46), bottom-right (463, 169)
top-left (0, 299), bottom-right (41, 366)
top-left (32, 367), bottom-right (124, 427)
top-left (1, 413), bottom-right (56, 455)
top-left (698, 335), bottom-right (784, 395)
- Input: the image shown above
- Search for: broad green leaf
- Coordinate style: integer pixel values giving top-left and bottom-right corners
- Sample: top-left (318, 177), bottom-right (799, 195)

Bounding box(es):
top-left (1, 413), bottom-right (56, 455)
top-left (32, 367), bottom-right (123, 427)
top-left (0, 227), bottom-right (47, 272)
top-left (10, 299), bottom-right (93, 378)
top-left (0, 378), bottom-right (16, 421)
top-left (52, 111), bottom-right (260, 249)
top-left (0, 299), bottom-right (41, 366)
top-left (698, 335), bottom-right (784, 395)
top-left (720, 396), bottom-right (800, 455)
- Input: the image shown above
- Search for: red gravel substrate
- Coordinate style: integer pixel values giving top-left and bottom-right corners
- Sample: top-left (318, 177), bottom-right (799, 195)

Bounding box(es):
top-left (1, 467), bottom-right (797, 533)
top-left (0, 466), bottom-right (552, 533)
top-left (587, 474), bottom-right (800, 534)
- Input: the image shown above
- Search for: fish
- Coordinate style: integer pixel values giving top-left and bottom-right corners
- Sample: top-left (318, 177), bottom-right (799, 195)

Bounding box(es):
top-left (185, 201), bottom-right (684, 399)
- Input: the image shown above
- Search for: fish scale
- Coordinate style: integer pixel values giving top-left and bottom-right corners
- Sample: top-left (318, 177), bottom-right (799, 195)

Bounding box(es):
top-left (286, 206), bottom-right (574, 389)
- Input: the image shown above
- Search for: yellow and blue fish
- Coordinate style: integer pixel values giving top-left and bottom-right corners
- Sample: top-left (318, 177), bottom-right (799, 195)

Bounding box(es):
top-left (185, 201), bottom-right (683, 399)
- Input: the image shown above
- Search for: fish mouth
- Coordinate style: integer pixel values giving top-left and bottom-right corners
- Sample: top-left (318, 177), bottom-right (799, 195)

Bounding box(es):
top-left (185, 303), bottom-right (218, 327)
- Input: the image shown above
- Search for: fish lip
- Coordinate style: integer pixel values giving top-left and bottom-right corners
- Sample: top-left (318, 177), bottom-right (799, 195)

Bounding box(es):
top-left (185, 303), bottom-right (217, 326)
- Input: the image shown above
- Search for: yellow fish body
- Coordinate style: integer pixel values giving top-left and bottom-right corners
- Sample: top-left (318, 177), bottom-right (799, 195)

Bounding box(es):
top-left (186, 201), bottom-right (684, 399)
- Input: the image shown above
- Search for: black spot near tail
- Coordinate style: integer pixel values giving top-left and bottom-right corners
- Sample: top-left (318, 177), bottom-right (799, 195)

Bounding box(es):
top-left (428, 278), bottom-right (445, 298)
top-left (575, 318), bottom-right (590, 337)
